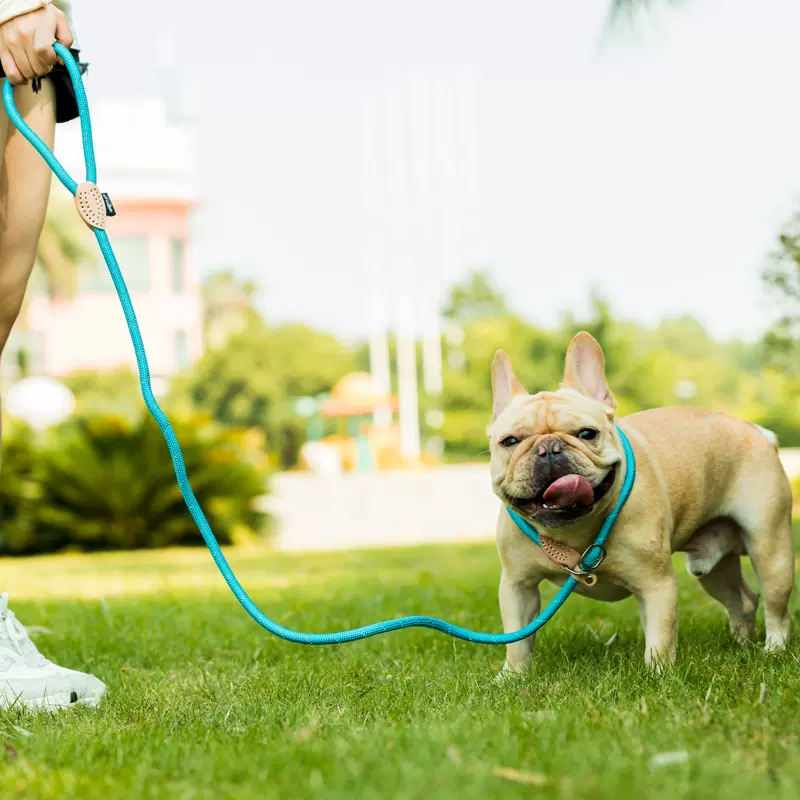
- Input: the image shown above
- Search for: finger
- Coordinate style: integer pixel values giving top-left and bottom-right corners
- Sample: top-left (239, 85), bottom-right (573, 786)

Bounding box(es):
top-left (23, 39), bottom-right (50, 77)
top-left (54, 10), bottom-right (74, 48)
top-left (33, 23), bottom-right (59, 71)
top-left (7, 42), bottom-right (36, 81)
top-left (0, 50), bottom-right (24, 85)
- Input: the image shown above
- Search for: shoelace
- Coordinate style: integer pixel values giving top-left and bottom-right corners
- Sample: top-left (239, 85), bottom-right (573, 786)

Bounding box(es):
top-left (0, 602), bottom-right (48, 668)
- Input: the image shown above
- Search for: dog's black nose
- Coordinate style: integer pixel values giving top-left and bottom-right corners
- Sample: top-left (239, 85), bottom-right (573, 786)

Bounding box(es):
top-left (536, 437), bottom-right (563, 457)
top-left (533, 436), bottom-right (572, 489)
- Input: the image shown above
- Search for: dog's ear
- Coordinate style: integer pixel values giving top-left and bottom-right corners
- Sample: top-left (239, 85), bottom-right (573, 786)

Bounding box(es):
top-left (562, 332), bottom-right (616, 410)
top-left (491, 350), bottom-right (526, 419)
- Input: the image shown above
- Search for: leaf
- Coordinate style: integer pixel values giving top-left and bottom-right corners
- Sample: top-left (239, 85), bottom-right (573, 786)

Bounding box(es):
top-left (492, 766), bottom-right (547, 786)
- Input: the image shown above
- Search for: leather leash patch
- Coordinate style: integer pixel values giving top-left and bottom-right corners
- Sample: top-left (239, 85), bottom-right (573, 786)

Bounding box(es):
top-left (75, 182), bottom-right (107, 230)
top-left (539, 535), bottom-right (598, 586)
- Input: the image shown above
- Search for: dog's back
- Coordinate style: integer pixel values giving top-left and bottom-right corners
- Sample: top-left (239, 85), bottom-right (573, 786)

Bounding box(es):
top-left (619, 406), bottom-right (791, 549)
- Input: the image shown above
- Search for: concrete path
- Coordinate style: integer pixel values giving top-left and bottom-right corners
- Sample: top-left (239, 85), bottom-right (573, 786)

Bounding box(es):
top-left (268, 463), bottom-right (499, 551)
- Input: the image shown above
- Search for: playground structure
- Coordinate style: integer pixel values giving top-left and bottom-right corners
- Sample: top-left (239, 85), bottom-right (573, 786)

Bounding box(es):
top-left (296, 372), bottom-right (439, 473)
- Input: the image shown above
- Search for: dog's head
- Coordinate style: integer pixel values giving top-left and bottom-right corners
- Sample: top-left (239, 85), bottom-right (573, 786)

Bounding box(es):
top-left (488, 332), bottom-right (623, 529)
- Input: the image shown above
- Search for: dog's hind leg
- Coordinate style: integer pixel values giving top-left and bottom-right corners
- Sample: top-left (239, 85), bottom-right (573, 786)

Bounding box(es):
top-left (684, 518), bottom-right (758, 643)
top-left (696, 550), bottom-right (759, 644)
top-left (730, 472), bottom-right (794, 652)
top-left (744, 513), bottom-right (794, 652)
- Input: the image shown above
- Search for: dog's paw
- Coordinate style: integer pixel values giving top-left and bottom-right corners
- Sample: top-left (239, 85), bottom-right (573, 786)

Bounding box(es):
top-left (764, 635), bottom-right (789, 654)
top-left (644, 651), bottom-right (675, 675)
top-left (730, 619), bottom-right (756, 646)
top-left (494, 663), bottom-right (529, 683)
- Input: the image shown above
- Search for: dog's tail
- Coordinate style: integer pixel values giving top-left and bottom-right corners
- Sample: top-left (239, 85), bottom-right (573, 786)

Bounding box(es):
top-left (752, 423), bottom-right (780, 451)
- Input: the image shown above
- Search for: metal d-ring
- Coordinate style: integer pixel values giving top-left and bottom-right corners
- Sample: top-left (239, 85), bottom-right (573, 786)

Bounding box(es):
top-left (559, 545), bottom-right (607, 582)
top-left (578, 543), bottom-right (607, 573)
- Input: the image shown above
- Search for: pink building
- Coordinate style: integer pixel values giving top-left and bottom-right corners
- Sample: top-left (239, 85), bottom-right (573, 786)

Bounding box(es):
top-left (6, 90), bottom-right (204, 386)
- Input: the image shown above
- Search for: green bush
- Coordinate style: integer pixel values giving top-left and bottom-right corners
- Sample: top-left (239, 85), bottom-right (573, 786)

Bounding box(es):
top-left (63, 367), bottom-right (142, 421)
top-left (171, 319), bottom-right (356, 470)
top-left (438, 409), bottom-right (491, 461)
top-left (0, 423), bottom-right (56, 554)
top-left (0, 412), bottom-right (269, 555)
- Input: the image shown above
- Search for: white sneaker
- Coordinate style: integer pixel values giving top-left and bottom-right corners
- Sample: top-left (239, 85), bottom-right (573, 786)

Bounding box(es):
top-left (0, 593), bottom-right (106, 710)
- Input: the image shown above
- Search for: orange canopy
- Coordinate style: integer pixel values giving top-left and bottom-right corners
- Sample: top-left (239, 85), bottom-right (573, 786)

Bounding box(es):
top-left (319, 372), bottom-right (397, 417)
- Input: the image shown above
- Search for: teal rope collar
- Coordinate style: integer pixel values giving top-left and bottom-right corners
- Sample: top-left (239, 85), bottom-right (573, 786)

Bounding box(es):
top-left (3, 45), bottom-right (636, 646)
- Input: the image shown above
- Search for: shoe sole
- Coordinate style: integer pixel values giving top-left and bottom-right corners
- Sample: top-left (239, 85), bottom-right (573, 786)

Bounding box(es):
top-left (0, 688), bottom-right (106, 711)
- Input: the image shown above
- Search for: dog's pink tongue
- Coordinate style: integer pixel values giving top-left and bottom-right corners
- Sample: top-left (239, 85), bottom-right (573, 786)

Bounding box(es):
top-left (543, 475), bottom-right (594, 508)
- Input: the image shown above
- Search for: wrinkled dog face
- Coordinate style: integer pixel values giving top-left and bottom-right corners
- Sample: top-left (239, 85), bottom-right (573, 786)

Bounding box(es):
top-left (489, 333), bottom-right (623, 529)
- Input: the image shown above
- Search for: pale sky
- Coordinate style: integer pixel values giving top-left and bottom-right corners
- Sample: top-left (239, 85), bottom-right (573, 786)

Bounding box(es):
top-left (64, 0), bottom-right (800, 342)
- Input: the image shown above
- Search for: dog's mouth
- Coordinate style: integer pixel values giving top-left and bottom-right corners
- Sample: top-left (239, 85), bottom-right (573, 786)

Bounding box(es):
top-left (510, 466), bottom-right (618, 526)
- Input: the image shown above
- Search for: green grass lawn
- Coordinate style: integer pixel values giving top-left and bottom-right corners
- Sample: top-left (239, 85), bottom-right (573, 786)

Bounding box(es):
top-left (1, 537), bottom-right (799, 799)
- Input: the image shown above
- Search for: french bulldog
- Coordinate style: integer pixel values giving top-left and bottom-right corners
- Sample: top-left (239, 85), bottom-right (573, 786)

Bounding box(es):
top-left (490, 332), bottom-right (794, 672)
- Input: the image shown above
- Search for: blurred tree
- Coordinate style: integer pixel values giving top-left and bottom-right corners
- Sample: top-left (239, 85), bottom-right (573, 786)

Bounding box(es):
top-left (172, 318), bottom-right (355, 468)
top-left (435, 273), bottom-right (790, 455)
top-left (749, 373), bottom-right (800, 449)
top-left (438, 272), bottom-right (563, 457)
top-left (763, 214), bottom-right (800, 376)
top-left (758, 215), bottom-right (800, 441)
top-left (203, 268), bottom-right (261, 349)
top-left (63, 367), bottom-right (142, 420)
top-left (646, 316), bottom-right (715, 361)
top-left (443, 269), bottom-right (508, 324)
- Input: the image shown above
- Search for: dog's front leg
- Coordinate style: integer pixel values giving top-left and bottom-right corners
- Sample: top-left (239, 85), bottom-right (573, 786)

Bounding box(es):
top-left (498, 571), bottom-right (541, 676)
top-left (635, 573), bottom-right (679, 670)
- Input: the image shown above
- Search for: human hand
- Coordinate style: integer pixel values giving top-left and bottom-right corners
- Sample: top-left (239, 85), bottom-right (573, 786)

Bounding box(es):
top-left (0, 4), bottom-right (73, 85)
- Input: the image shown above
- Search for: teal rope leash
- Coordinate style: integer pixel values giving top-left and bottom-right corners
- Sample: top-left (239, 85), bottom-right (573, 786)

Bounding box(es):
top-left (3, 44), bottom-right (636, 645)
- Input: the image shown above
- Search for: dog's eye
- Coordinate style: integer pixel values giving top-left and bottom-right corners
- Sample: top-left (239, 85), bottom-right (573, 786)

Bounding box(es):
top-left (578, 428), bottom-right (598, 441)
top-left (500, 436), bottom-right (520, 447)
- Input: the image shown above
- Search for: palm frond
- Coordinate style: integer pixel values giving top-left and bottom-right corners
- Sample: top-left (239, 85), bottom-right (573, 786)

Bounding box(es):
top-left (609, 0), bottom-right (684, 19)
top-left (36, 197), bottom-right (94, 300)
top-left (0, 412), bottom-right (269, 554)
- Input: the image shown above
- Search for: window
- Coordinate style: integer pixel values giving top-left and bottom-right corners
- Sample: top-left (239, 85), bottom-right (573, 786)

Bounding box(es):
top-left (174, 330), bottom-right (189, 371)
top-left (113, 236), bottom-right (150, 293)
top-left (171, 239), bottom-right (185, 293)
top-left (79, 258), bottom-right (110, 292)
top-left (78, 236), bottom-right (149, 293)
